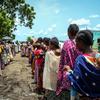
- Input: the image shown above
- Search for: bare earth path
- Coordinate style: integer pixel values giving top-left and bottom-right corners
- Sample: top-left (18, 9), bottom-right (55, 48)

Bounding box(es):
top-left (0, 54), bottom-right (42, 100)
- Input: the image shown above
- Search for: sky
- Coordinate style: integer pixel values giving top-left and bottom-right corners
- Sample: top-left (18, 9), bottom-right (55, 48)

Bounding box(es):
top-left (14, 0), bottom-right (100, 41)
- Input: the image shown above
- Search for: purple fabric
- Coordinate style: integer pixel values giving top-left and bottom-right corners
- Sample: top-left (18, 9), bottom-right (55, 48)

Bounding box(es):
top-left (56, 40), bottom-right (81, 95)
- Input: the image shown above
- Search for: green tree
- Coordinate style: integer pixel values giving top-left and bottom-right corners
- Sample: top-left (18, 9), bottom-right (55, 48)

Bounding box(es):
top-left (15, 40), bottom-right (19, 45)
top-left (11, 34), bottom-right (16, 40)
top-left (27, 36), bottom-right (32, 42)
top-left (0, 10), bottom-right (14, 39)
top-left (0, 0), bottom-right (36, 39)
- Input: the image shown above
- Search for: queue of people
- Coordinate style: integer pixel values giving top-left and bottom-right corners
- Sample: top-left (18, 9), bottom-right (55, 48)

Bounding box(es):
top-left (21, 24), bottom-right (100, 100)
top-left (0, 41), bottom-right (19, 76)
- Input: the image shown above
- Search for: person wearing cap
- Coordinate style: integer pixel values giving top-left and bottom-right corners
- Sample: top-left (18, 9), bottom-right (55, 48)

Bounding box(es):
top-left (43, 37), bottom-right (61, 99)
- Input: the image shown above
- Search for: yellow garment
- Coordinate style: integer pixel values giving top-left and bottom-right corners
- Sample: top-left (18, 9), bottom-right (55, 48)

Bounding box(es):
top-left (0, 47), bottom-right (2, 53)
top-left (0, 46), bottom-right (3, 54)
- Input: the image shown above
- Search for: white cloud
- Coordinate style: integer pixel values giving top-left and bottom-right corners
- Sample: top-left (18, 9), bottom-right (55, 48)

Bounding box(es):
top-left (68, 18), bottom-right (73, 22)
top-left (18, 24), bottom-right (57, 37)
top-left (23, 33), bottom-right (34, 36)
top-left (92, 24), bottom-right (100, 30)
top-left (93, 27), bottom-right (99, 30)
top-left (38, 29), bottom-right (44, 34)
top-left (80, 27), bottom-right (86, 30)
top-left (44, 31), bottom-right (48, 35)
top-left (69, 18), bottom-right (90, 26)
top-left (28, 29), bottom-right (48, 36)
top-left (89, 14), bottom-right (100, 18)
top-left (96, 24), bottom-right (100, 28)
top-left (48, 27), bottom-right (53, 32)
top-left (48, 24), bottom-right (57, 32)
top-left (80, 27), bottom-right (92, 30)
top-left (63, 32), bottom-right (67, 36)
top-left (52, 24), bottom-right (57, 28)
top-left (86, 26), bottom-right (92, 30)
top-left (29, 29), bottom-right (44, 35)
top-left (54, 9), bottom-right (60, 14)
top-left (29, 30), bottom-right (35, 34)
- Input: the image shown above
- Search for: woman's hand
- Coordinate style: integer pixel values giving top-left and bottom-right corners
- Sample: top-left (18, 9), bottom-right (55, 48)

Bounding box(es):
top-left (63, 65), bottom-right (71, 72)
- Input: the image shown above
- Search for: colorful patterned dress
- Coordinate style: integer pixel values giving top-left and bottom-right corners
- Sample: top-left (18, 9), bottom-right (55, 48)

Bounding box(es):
top-left (56, 40), bottom-right (81, 97)
top-left (34, 49), bottom-right (44, 92)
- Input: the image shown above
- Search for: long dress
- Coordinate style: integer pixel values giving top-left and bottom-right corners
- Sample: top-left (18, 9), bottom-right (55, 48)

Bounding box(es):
top-left (56, 40), bottom-right (81, 100)
top-left (36, 53), bottom-right (44, 91)
top-left (43, 50), bottom-right (60, 100)
top-left (34, 49), bottom-right (44, 93)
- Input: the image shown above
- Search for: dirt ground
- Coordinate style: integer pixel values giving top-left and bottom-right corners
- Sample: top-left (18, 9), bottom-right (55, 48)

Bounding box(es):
top-left (0, 54), bottom-right (43, 100)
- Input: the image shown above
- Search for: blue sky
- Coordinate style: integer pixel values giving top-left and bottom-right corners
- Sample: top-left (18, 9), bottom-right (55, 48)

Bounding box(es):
top-left (14, 0), bottom-right (100, 41)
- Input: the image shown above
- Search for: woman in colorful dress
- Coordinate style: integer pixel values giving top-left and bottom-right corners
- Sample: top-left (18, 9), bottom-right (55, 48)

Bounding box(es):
top-left (56, 24), bottom-right (80, 100)
top-left (33, 43), bottom-right (45, 94)
top-left (68, 30), bottom-right (100, 100)
top-left (43, 37), bottom-right (61, 100)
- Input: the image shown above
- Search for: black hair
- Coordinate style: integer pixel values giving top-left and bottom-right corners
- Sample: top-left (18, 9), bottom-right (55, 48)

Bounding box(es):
top-left (43, 37), bottom-right (50, 46)
top-left (68, 24), bottom-right (79, 36)
top-left (76, 30), bottom-right (93, 46)
top-left (37, 37), bottom-right (43, 43)
top-left (50, 37), bottom-right (59, 49)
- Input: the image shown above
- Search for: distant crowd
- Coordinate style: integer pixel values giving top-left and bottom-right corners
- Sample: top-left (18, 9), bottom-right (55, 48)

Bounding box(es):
top-left (0, 41), bottom-right (20, 75)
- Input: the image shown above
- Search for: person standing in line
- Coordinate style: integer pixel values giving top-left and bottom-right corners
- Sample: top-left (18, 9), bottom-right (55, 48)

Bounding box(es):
top-left (68, 30), bottom-right (100, 100)
top-left (43, 37), bottom-right (61, 100)
top-left (34, 43), bottom-right (45, 94)
top-left (56, 24), bottom-right (80, 100)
